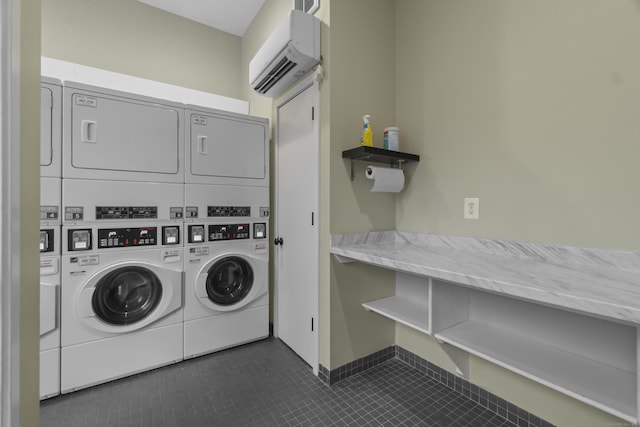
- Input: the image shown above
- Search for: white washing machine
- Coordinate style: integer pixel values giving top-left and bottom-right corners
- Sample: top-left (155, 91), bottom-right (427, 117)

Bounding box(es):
top-left (60, 221), bottom-right (183, 393)
top-left (185, 104), bottom-right (268, 187)
top-left (41, 77), bottom-right (62, 178)
top-left (62, 81), bottom-right (185, 183)
top-left (183, 185), bottom-right (269, 359)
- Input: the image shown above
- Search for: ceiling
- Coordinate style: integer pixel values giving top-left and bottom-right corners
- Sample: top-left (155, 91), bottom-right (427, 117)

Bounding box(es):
top-left (137, 0), bottom-right (268, 37)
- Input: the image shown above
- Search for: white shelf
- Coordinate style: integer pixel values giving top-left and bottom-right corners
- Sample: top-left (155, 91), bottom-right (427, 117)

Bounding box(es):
top-left (435, 320), bottom-right (637, 424)
top-left (363, 296), bottom-right (430, 335)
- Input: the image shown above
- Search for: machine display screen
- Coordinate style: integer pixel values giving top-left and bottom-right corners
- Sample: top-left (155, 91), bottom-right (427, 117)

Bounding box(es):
top-left (96, 206), bottom-right (158, 220)
top-left (97, 227), bottom-right (158, 248)
top-left (207, 206), bottom-right (251, 217)
top-left (208, 224), bottom-right (250, 241)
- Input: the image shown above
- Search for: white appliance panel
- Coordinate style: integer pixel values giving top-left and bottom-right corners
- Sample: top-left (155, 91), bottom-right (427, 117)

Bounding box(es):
top-left (40, 248), bottom-right (60, 400)
top-left (41, 78), bottom-right (62, 178)
top-left (63, 82), bottom-right (184, 183)
top-left (184, 184), bottom-right (268, 223)
top-left (62, 179), bottom-right (184, 224)
top-left (40, 177), bottom-right (61, 226)
top-left (40, 348), bottom-right (60, 399)
top-left (41, 87), bottom-right (53, 166)
top-left (40, 281), bottom-right (58, 341)
top-left (184, 305), bottom-right (268, 359)
top-left (186, 105), bottom-right (268, 186)
top-left (61, 324), bottom-right (182, 393)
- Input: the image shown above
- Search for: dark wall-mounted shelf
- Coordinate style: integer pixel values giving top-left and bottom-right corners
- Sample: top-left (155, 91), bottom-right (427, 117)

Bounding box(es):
top-left (342, 146), bottom-right (420, 180)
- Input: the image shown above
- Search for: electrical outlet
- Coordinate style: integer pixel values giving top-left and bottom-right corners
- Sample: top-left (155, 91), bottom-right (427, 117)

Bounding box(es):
top-left (464, 198), bottom-right (479, 219)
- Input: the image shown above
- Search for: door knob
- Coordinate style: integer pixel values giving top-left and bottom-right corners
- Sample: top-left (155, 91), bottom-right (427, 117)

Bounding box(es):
top-left (274, 237), bottom-right (283, 246)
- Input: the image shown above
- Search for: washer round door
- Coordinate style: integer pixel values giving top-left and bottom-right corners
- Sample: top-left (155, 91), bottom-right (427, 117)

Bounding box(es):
top-left (205, 256), bottom-right (254, 306)
top-left (75, 260), bottom-right (183, 336)
top-left (91, 266), bottom-right (163, 326)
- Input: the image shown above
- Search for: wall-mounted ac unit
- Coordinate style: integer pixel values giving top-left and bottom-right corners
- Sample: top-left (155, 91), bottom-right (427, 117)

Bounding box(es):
top-left (249, 9), bottom-right (320, 98)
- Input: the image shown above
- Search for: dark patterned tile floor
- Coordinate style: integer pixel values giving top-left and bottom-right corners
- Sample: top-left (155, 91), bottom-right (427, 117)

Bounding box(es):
top-left (40, 337), bottom-right (516, 426)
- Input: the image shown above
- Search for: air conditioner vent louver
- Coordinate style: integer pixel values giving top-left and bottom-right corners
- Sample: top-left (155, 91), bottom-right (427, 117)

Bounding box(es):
top-left (254, 57), bottom-right (298, 95)
top-left (249, 10), bottom-right (320, 98)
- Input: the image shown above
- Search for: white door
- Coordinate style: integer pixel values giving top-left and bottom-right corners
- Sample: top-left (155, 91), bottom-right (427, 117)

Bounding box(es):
top-left (274, 77), bottom-right (319, 373)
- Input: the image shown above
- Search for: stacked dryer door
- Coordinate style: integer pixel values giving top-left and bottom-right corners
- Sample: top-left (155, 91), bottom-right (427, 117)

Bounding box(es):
top-left (40, 77), bottom-right (62, 400)
top-left (63, 81), bottom-right (185, 185)
top-left (183, 185), bottom-right (270, 359)
top-left (185, 105), bottom-right (269, 187)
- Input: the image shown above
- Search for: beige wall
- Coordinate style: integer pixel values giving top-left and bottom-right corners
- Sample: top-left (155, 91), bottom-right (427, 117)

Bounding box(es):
top-left (396, 0), bottom-right (640, 251)
top-left (395, 0), bottom-right (640, 425)
top-left (41, 0), bottom-right (243, 99)
top-left (22, 0), bottom-right (42, 424)
top-left (328, 0), bottom-right (397, 368)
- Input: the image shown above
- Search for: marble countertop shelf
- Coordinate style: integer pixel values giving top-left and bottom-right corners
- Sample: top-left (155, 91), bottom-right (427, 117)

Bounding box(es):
top-left (331, 231), bottom-right (640, 326)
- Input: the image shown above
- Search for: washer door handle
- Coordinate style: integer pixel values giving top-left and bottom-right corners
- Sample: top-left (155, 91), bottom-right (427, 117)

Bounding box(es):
top-left (274, 237), bottom-right (283, 246)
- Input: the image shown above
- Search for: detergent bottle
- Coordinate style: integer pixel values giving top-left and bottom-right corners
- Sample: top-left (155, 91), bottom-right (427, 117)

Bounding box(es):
top-left (361, 115), bottom-right (373, 147)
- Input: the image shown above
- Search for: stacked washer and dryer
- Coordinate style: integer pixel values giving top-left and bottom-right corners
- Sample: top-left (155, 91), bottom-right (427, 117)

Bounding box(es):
top-left (60, 83), bottom-right (185, 393)
top-left (183, 105), bottom-right (270, 359)
top-left (37, 78), bottom-right (271, 397)
top-left (39, 77), bottom-right (63, 399)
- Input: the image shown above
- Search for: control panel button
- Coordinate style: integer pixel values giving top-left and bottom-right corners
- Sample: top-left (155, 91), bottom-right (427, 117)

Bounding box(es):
top-left (69, 229), bottom-right (91, 251)
top-left (254, 223), bottom-right (267, 239)
top-left (189, 225), bottom-right (205, 243)
top-left (163, 226), bottom-right (180, 245)
top-left (186, 206), bottom-right (198, 218)
top-left (170, 207), bottom-right (183, 219)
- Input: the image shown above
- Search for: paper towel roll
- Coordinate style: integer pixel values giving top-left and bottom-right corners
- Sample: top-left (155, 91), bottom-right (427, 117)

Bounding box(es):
top-left (365, 165), bottom-right (405, 192)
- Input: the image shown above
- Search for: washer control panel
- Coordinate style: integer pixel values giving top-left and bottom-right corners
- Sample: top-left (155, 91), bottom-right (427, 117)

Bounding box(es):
top-left (209, 224), bottom-right (250, 241)
top-left (97, 227), bottom-right (157, 249)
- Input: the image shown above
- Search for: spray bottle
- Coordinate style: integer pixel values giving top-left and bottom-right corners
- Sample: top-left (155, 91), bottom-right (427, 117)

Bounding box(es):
top-left (361, 115), bottom-right (373, 147)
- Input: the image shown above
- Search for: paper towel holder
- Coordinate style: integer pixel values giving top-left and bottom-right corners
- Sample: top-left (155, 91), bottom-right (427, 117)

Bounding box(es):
top-left (342, 146), bottom-right (420, 181)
